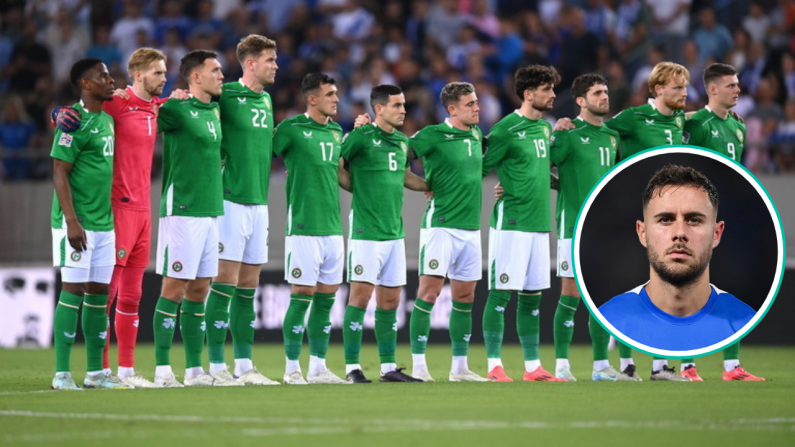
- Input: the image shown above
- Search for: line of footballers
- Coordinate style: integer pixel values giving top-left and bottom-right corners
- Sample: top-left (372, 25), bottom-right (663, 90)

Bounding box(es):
top-left (48, 34), bottom-right (764, 390)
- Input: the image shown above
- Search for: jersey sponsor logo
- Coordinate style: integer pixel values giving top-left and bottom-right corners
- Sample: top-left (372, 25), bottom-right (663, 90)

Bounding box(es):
top-left (349, 321), bottom-right (363, 332)
top-left (172, 261), bottom-right (183, 273)
top-left (332, 131), bottom-right (342, 143)
top-left (354, 265), bottom-right (364, 275)
top-left (517, 131), bottom-right (527, 139)
top-left (291, 268), bottom-right (302, 278)
top-left (675, 116), bottom-right (683, 128)
top-left (428, 259), bottom-right (439, 270)
top-left (372, 139), bottom-right (382, 147)
top-left (237, 97), bottom-right (247, 104)
top-left (561, 260), bottom-right (569, 271)
top-left (70, 251), bottom-right (81, 262)
top-left (302, 131), bottom-right (313, 139)
top-left (711, 130), bottom-right (719, 138)
top-left (117, 248), bottom-right (126, 259)
top-left (645, 119), bottom-right (654, 125)
top-left (736, 129), bottom-right (744, 142)
top-left (580, 137), bottom-right (590, 144)
top-left (190, 111), bottom-right (199, 118)
top-left (218, 242), bottom-right (224, 253)
top-left (58, 133), bottom-right (73, 147)
top-left (499, 273), bottom-right (510, 284)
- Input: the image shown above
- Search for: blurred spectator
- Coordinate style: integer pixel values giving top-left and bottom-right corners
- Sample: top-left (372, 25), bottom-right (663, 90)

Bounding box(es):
top-left (329, 0), bottom-right (375, 42)
top-left (740, 41), bottom-right (768, 95)
top-left (484, 17), bottom-right (524, 82)
top-left (632, 46), bottom-right (663, 93)
top-left (187, 0), bottom-right (226, 50)
top-left (428, 0), bottom-right (466, 49)
top-left (406, 0), bottom-right (430, 58)
top-left (42, 10), bottom-right (89, 87)
top-left (86, 25), bottom-right (122, 73)
top-left (782, 52), bottom-right (795, 101)
top-left (161, 28), bottom-right (188, 95)
top-left (0, 95), bottom-right (35, 180)
top-left (155, 0), bottom-right (193, 45)
top-left (770, 100), bottom-right (795, 172)
top-left (213, 0), bottom-right (243, 21)
top-left (583, 0), bottom-right (616, 44)
top-left (468, 0), bottom-right (500, 41)
top-left (110, 1), bottom-right (155, 65)
top-left (2, 20), bottom-right (51, 94)
top-left (557, 8), bottom-right (600, 89)
top-left (742, 2), bottom-right (771, 46)
top-left (748, 78), bottom-right (784, 152)
top-left (645, 0), bottom-right (691, 63)
top-left (248, 0), bottom-right (305, 35)
top-left (767, 0), bottom-right (795, 51)
top-left (728, 29), bottom-right (751, 72)
top-left (25, 0), bottom-right (90, 28)
top-left (605, 61), bottom-right (631, 112)
top-left (692, 8), bottom-right (733, 64)
top-left (447, 25), bottom-right (481, 72)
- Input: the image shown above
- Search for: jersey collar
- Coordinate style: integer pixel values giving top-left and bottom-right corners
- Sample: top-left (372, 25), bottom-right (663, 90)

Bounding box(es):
top-left (638, 284), bottom-right (719, 325)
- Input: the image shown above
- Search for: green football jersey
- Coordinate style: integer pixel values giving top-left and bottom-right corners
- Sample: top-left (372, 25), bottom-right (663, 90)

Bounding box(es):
top-left (342, 123), bottom-right (410, 241)
top-left (482, 111), bottom-right (553, 232)
top-left (219, 81), bottom-right (273, 205)
top-left (551, 117), bottom-right (620, 239)
top-left (273, 113), bottom-right (344, 236)
top-left (411, 119), bottom-right (483, 230)
top-left (684, 106), bottom-right (746, 161)
top-left (158, 97), bottom-right (224, 218)
top-left (605, 101), bottom-right (685, 160)
top-left (50, 103), bottom-right (115, 231)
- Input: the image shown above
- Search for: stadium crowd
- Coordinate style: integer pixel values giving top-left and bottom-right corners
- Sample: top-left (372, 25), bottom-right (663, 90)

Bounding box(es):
top-left (1, 0), bottom-right (794, 180)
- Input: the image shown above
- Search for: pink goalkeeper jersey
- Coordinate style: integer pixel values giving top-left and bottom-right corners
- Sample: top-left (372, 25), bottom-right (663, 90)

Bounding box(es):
top-left (103, 86), bottom-right (167, 211)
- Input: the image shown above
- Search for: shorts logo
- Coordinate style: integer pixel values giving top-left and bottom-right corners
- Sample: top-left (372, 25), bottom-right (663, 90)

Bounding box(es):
top-left (70, 251), bottom-right (81, 262)
top-left (499, 273), bottom-right (509, 284)
top-left (428, 259), bottom-right (439, 270)
top-left (172, 262), bottom-right (183, 273)
top-left (291, 268), bottom-right (302, 278)
top-left (354, 265), bottom-right (364, 275)
top-left (117, 249), bottom-right (126, 259)
top-left (218, 242), bottom-right (224, 253)
top-left (561, 261), bottom-right (569, 272)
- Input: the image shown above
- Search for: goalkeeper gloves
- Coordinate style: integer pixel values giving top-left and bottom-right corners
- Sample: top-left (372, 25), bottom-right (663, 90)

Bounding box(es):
top-left (50, 106), bottom-right (82, 133)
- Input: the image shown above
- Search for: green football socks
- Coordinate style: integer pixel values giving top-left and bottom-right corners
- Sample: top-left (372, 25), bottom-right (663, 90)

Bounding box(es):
top-left (53, 290), bottom-right (83, 372)
top-left (483, 290), bottom-right (511, 359)
top-left (589, 314), bottom-right (610, 361)
top-left (231, 287), bottom-right (257, 361)
top-left (282, 294), bottom-right (311, 361)
top-left (517, 291), bottom-right (542, 361)
top-left (82, 293), bottom-right (108, 372)
top-left (307, 293), bottom-right (335, 359)
top-left (153, 297), bottom-right (179, 366)
top-left (205, 283), bottom-right (234, 365)
top-left (180, 299), bottom-right (206, 369)
top-left (450, 301), bottom-right (473, 357)
top-left (343, 305), bottom-right (366, 365)
top-left (375, 308), bottom-right (398, 364)
top-left (553, 295), bottom-right (580, 359)
top-left (410, 299), bottom-right (434, 354)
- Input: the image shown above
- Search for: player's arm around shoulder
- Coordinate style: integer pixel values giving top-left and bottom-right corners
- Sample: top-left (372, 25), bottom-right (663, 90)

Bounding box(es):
top-left (481, 125), bottom-right (507, 177)
top-left (156, 98), bottom-right (184, 133)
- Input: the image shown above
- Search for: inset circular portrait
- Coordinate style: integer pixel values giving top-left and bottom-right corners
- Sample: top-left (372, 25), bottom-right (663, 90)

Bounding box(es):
top-left (574, 146), bottom-right (785, 358)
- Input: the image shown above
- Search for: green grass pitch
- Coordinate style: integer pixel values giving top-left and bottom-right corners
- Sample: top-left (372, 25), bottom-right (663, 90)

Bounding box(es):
top-left (1, 344), bottom-right (794, 446)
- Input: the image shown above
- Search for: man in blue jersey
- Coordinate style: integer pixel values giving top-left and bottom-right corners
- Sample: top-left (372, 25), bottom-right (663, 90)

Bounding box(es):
top-left (599, 164), bottom-right (755, 352)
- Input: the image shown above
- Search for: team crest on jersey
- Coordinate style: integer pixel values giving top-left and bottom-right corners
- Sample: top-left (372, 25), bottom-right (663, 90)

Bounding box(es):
top-left (172, 262), bottom-right (183, 273)
top-left (263, 96), bottom-right (271, 110)
top-left (214, 108), bottom-right (220, 120)
top-left (675, 116), bottom-right (683, 128)
top-left (428, 259), bottom-right (439, 270)
top-left (117, 248), bottom-right (126, 260)
top-left (736, 129), bottom-right (744, 142)
top-left (291, 268), bottom-right (302, 278)
top-left (543, 127), bottom-right (550, 138)
top-left (610, 136), bottom-right (617, 148)
top-left (471, 128), bottom-right (479, 140)
top-left (354, 265), bottom-right (364, 275)
top-left (332, 131), bottom-right (342, 143)
top-left (218, 242), bottom-right (224, 253)
top-left (499, 273), bottom-right (510, 284)
top-left (70, 251), bottom-right (81, 262)
top-left (561, 261), bottom-right (569, 272)
top-left (400, 142), bottom-right (408, 154)
top-left (58, 133), bottom-right (73, 147)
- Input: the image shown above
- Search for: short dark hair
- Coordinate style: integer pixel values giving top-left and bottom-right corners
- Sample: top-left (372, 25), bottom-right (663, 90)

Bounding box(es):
top-left (440, 82), bottom-right (475, 108)
top-left (70, 58), bottom-right (104, 87)
top-left (703, 63), bottom-right (738, 87)
top-left (370, 84), bottom-right (403, 110)
top-left (571, 73), bottom-right (607, 100)
top-left (643, 164), bottom-right (720, 214)
top-left (179, 50), bottom-right (218, 82)
top-left (514, 65), bottom-right (561, 101)
top-left (301, 72), bottom-right (336, 99)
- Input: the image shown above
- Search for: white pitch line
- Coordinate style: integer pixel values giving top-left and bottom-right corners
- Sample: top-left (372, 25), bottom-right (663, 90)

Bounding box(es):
top-left (0, 390), bottom-right (56, 397)
top-left (0, 410), bottom-right (793, 435)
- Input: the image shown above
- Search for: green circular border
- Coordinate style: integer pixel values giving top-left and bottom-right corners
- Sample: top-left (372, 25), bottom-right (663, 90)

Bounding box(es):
top-left (572, 145), bottom-right (786, 359)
